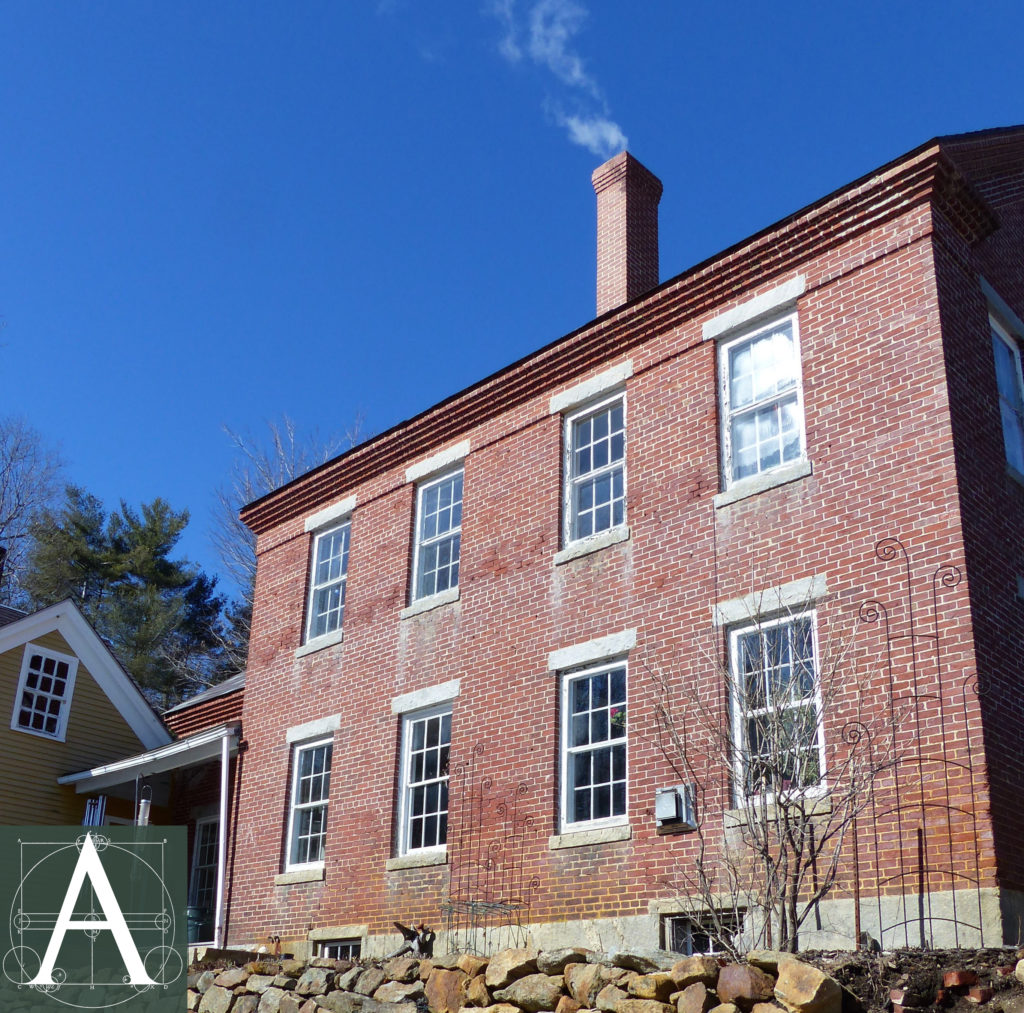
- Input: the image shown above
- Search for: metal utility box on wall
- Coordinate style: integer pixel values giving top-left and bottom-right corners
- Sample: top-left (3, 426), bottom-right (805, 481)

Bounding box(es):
top-left (655, 783), bottom-right (697, 833)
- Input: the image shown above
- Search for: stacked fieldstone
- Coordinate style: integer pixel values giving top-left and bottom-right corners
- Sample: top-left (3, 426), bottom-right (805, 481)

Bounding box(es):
top-left (189, 947), bottom-right (845, 1013)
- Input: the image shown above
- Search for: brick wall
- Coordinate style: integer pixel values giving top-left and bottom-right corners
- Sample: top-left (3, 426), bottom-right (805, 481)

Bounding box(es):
top-left (226, 132), bottom-right (1022, 951)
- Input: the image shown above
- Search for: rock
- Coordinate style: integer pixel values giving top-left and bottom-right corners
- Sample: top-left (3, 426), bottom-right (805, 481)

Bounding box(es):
top-left (354, 969), bottom-right (388, 997)
top-left (773, 960), bottom-right (841, 1013)
top-left (944, 972), bottom-right (979, 989)
top-left (670, 958), bottom-right (719, 989)
top-left (188, 989), bottom-right (202, 1011)
top-left (493, 973), bottom-right (566, 1012)
top-left (708, 1005), bottom-right (740, 1013)
top-left (750, 1005), bottom-right (780, 1013)
top-left (200, 985), bottom-right (236, 1013)
top-left (677, 982), bottom-right (715, 1013)
top-left (481, 1006), bottom-right (521, 1013)
top-left (258, 988), bottom-right (290, 1013)
top-left (462, 975), bottom-right (491, 1007)
top-left (596, 984), bottom-right (630, 1012)
top-left (426, 968), bottom-right (469, 1013)
top-left (197, 971), bottom-right (219, 994)
top-left (716, 965), bottom-right (775, 1010)
top-left (746, 954), bottom-right (787, 976)
top-left (336, 968), bottom-right (363, 991)
top-left (281, 961), bottom-right (307, 977)
top-left (385, 957), bottom-right (422, 983)
top-left (432, 954), bottom-right (464, 970)
top-left (457, 955), bottom-right (489, 977)
top-left (312, 959), bottom-right (336, 969)
top-left (967, 988), bottom-right (994, 1005)
top-left (296, 967), bottom-right (335, 996)
top-left (300, 1002), bottom-right (320, 1013)
top-left (218, 968), bottom-right (251, 989)
top-left (618, 1002), bottom-right (674, 1013)
top-left (613, 952), bottom-right (678, 974)
top-left (540, 950), bottom-right (594, 975)
top-left (315, 995), bottom-right (361, 1013)
top-left (249, 975), bottom-right (279, 993)
top-left (1013, 962), bottom-right (1024, 986)
top-left (566, 963), bottom-right (606, 1006)
top-left (557, 996), bottom-right (584, 1013)
top-left (999, 995), bottom-right (1024, 1013)
top-left (375, 982), bottom-right (425, 1004)
top-left (273, 976), bottom-right (298, 991)
top-left (630, 974), bottom-right (677, 1002)
top-left (236, 997), bottom-right (260, 1013)
top-left (420, 960), bottom-right (435, 981)
top-left (486, 949), bottom-right (540, 989)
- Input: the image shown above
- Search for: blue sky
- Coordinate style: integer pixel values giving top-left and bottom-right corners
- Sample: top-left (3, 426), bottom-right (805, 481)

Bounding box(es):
top-left (2, 1), bottom-right (1022, 599)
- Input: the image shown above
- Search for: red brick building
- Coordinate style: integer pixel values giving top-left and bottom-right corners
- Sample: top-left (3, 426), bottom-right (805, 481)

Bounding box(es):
top-left (222, 126), bottom-right (1024, 958)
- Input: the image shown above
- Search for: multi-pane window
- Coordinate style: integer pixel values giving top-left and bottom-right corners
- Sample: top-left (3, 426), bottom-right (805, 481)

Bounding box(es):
top-left (991, 316), bottom-right (1024, 475)
top-left (317, 939), bottom-right (361, 960)
top-left (188, 819), bottom-right (219, 943)
top-left (564, 396), bottom-right (626, 543)
top-left (306, 522), bottom-right (351, 642)
top-left (287, 739), bottom-right (332, 868)
top-left (412, 470), bottom-right (463, 601)
top-left (730, 614), bottom-right (823, 799)
top-left (665, 911), bottom-right (742, 956)
top-left (399, 707), bottom-right (451, 853)
top-left (13, 645), bottom-right (78, 740)
top-left (720, 315), bottom-right (805, 485)
top-left (562, 663), bottom-right (627, 830)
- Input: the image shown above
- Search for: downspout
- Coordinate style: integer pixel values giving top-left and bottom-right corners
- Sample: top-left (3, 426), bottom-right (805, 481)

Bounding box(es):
top-left (214, 730), bottom-right (231, 949)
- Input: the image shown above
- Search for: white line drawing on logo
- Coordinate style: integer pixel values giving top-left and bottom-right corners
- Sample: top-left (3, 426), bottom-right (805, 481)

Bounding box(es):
top-left (4, 832), bottom-right (183, 1010)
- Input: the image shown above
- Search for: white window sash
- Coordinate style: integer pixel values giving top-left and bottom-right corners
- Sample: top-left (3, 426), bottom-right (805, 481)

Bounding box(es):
top-left (410, 468), bottom-right (463, 602)
top-left (285, 737), bottom-right (333, 871)
top-left (560, 660), bottom-right (629, 833)
top-left (562, 392), bottom-right (627, 547)
top-left (305, 521), bottom-right (351, 644)
top-left (719, 312), bottom-right (806, 489)
top-left (11, 643), bottom-right (80, 742)
top-left (728, 612), bottom-right (826, 805)
top-left (397, 704), bottom-right (452, 856)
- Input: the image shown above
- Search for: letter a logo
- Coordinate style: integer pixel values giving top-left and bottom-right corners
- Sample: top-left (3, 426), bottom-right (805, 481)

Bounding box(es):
top-left (29, 833), bottom-right (155, 985)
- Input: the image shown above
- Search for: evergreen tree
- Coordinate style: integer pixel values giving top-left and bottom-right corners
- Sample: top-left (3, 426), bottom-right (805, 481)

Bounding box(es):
top-left (23, 486), bottom-right (226, 707)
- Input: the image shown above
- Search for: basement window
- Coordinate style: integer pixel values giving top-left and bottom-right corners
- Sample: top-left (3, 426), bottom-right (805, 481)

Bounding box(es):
top-left (316, 938), bottom-right (361, 960)
top-left (663, 910), bottom-right (742, 956)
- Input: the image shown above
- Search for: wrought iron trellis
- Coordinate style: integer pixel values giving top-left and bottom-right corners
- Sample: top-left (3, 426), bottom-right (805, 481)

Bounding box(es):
top-left (847, 535), bottom-right (986, 948)
top-left (442, 742), bottom-right (539, 955)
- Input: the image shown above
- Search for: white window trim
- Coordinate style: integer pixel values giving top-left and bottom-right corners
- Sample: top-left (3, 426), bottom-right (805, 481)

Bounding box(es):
top-left (728, 611), bottom-right (826, 808)
top-left (718, 310), bottom-right (807, 493)
top-left (396, 703), bottom-right (452, 858)
top-left (561, 391), bottom-right (627, 550)
top-left (991, 312), bottom-right (1024, 483)
top-left (188, 815), bottom-right (220, 945)
top-left (284, 736), bottom-right (333, 873)
top-left (549, 360), bottom-right (633, 415)
top-left (559, 658), bottom-right (629, 835)
top-left (11, 642), bottom-right (79, 742)
top-left (410, 467), bottom-right (463, 605)
top-left (303, 520), bottom-right (352, 647)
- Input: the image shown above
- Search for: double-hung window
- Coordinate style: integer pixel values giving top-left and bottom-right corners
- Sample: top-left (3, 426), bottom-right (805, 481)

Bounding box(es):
top-left (398, 706), bottom-right (451, 854)
top-left (564, 395), bottom-right (626, 544)
top-left (412, 470), bottom-right (462, 601)
top-left (720, 314), bottom-right (805, 486)
top-left (561, 662), bottom-right (627, 830)
top-left (729, 613), bottom-right (824, 800)
top-left (306, 521), bottom-right (351, 642)
top-left (12, 645), bottom-right (78, 740)
top-left (286, 738), bottom-right (332, 869)
top-left (991, 315), bottom-right (1024, 475)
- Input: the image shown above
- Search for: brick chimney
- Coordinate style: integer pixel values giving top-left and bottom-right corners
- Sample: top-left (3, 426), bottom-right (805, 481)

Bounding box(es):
top-left (592, 151), bottom-right (663, 316)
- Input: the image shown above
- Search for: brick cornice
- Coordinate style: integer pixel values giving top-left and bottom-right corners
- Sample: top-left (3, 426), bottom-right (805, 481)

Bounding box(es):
top-left (242, 143), bottom-right (999, 536)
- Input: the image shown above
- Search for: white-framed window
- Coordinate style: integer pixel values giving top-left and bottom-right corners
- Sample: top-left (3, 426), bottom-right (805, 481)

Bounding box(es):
top-left (306, 521), bottom-right (351, 642)
top-left (563, 394), bottom-right (626, 544)
top-left (664, 910), bottom-right (742, 956)
top-left (12, 644), bottom-right (79, 741)
top-left (188, 818), bottom-right (219, 944)
top-left (991, 315), bottom-right (1024, 475)
top-left (729, 613), bottom-right (824, 800)
top-left (719, 313), bottom-right (805, 486)
top-left (285, 738), bottom-right (333, 870)
top-left (560, 661), bottom-right (627, 831)
top-left (397, 705), bottom-right (451, 855)
top-left (316, 939), bottom-right (361, 960)
top-left (411, 469), bottom-right (463, 601)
